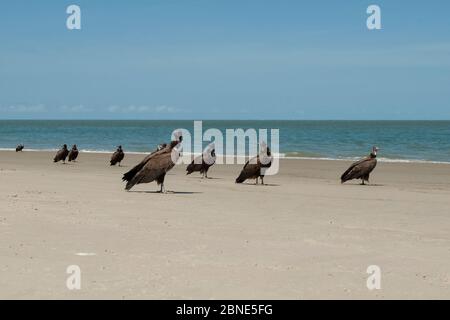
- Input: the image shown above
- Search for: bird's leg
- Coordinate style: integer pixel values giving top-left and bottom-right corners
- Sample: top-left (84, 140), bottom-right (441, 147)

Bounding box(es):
top-left (118, 162), bottom-right (121, 167)
top-left (160, 183), bottom-right (166, 194)
top-left (261, 176), bottom-right (265, 185)
top-left (361, 179), bottom-right (365, 185)
top-left (255, 177), bottom-right (259, 185)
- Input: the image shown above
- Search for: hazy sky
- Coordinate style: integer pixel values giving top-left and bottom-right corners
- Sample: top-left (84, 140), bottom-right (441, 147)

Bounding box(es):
top-left (1, 0), bottom-right (449, 119)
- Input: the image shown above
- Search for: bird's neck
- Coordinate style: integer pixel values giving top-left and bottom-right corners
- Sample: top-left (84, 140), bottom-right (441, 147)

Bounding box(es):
top-left (170, 140), bottom-right (180, 148)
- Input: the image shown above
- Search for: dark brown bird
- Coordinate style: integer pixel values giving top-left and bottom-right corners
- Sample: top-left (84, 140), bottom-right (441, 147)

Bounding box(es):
top-left (110, 145), bottom-right (125, 166)
top-left (121, 143), bottom-right (167, 176)
top-left (236, 142), bottom-right (273, 185)
top-left (53, 144), bottom-right (69, 163)
top-left (122, 133), bottom-right (182, 193)
top-left (341, 146), bottom-right (379, 185)
top-left (68, 145), bottom-right (79, 162)
top-left (186, 143), bottom-right (216, 178)
top-left (16, 144), bottom-right (24, 152)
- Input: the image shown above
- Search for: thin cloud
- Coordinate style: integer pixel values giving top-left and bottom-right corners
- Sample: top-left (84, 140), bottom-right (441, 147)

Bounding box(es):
top-left (107, 105), bottom-right (179, 114)
top-left (0, 104), bottom-right (47, 113)
top-left (59, 105), bottom-right (93, 113)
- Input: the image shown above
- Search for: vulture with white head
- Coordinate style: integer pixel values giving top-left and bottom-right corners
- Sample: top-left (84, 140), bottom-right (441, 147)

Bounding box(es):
top-left (235, 142), bottom-right (273, 185)
top-left (341, 146), bottom-right (379, 185)
top-left (123, 132), bottom-right (183, 193)
top-left (186, 142), bottom-right (216, 178)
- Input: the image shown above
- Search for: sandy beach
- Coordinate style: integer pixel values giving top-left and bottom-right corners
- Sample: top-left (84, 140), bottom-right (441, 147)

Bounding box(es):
top-left (0, 150), bottom-right (449, 299)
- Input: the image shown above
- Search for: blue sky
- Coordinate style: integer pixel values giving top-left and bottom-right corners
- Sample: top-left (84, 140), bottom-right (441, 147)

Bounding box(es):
top-left (0, 0), bottom-right (449, 120)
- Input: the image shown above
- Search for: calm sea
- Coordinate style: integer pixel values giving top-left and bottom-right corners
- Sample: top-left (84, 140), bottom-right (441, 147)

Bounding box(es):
top-left (1, 120), bottom-right (449, 163)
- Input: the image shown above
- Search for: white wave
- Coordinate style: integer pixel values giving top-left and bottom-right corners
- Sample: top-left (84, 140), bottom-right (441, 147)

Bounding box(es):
top-left (280, 156), bottom-right (450, 165)
top-left (0, 147), bottom-right (59, 152)
top-left (1, 148), bottom-right (448, 164)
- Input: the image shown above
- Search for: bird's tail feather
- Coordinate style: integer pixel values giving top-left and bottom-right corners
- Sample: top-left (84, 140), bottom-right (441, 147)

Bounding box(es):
top-left (340, 168), bottom-right (352, 183)
top-left (125, 180), bottom-right (136, 191)
top-left (125, 172), bottom-right (146, 190)
top-left (123, 165), bottom-right (141, 182)
top-left (186, 164), bottom-right (194, 175)
top-left (235, 173), bottom-right (246, 183)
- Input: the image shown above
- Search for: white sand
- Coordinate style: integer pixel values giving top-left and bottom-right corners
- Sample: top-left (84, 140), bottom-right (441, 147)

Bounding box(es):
top-left (1, 150), bottom-right (449, 299)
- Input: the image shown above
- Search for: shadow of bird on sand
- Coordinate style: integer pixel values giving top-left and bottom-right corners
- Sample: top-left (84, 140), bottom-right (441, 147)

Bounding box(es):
top-left (188, 177), bottom-right (222, 180)
top-left (238, 183), bottom-right (280, 187)
top-left (128, 190), bottom-right (202, 195)
top-left (342, 183), bottom-right (384, 187)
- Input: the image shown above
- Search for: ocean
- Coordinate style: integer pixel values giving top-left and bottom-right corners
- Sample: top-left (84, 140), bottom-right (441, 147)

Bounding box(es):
top-left (1, 120), bottom-right (450, 163)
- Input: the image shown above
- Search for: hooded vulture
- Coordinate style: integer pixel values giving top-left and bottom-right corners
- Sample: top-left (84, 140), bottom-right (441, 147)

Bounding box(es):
top-left (236, 142), bottom-right (273, 185)
top-left (122, 132), bottom-right (182, 193)
top-left (68, 145), bottom-right (79, 162)
top-left (110, 145), bottom-right (125, 166)
top-left (186, 143), bottom-right (216, 178)
top-left (53, 144), bottom-right (69, 163)
top-left (341, 146), bottom-right (379, 185)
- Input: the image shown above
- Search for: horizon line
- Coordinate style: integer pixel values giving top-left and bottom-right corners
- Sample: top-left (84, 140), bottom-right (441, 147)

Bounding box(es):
top-left (1, 119), bottom-right (450, 121)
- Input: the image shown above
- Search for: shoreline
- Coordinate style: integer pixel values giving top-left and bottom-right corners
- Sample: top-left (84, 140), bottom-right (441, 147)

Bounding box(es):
top-left (1, 150), bottom-right (450, 299)
top-left (1, 149), bottom-right (449, 165)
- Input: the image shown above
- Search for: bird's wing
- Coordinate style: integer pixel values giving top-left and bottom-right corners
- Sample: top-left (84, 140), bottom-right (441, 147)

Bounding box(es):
top-left (243, 156), bottom-right (258, 169)
top-left (130, 151), bottom-right (176, 185)
top-left (242, 163), bottom-right (259, 175)
top-left (111, 151), bottom-right (119, 161)
top-left (236, 159), bottom-right (260, 182)
top-left (186, 155), bottom-right (202, 172)
top-left (358, 158), bottom-right (377, 174)
top-left (123, 147), bottom-right (167, 182)
top-left (54, 149), bottom-right (63, 159)
top-left (341, 157), bottom-right (369, 178)
top-left (341, 157), bottom-right (376, 180)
